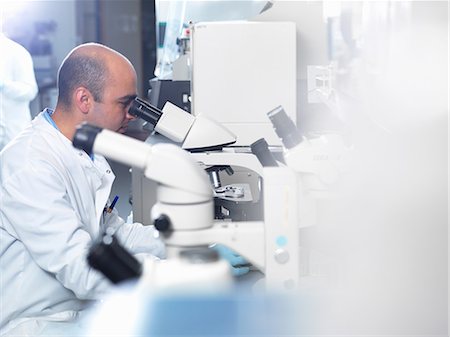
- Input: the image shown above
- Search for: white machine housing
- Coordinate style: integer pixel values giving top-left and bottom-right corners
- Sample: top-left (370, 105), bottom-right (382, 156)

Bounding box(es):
top-left (190, 21), bottom-right (297, 146)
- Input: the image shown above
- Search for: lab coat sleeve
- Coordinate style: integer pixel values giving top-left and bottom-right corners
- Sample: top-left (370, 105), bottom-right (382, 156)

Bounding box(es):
top-left (1, 48), bottom-right (38, 101)
top-left (103, 209), bottom-right (166, 259)
top-left (1, 162), bottom-right (113, 300)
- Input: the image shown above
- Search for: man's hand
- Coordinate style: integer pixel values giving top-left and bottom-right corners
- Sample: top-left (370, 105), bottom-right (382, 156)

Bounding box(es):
top-left (211, 244), bottom-right (251, 276)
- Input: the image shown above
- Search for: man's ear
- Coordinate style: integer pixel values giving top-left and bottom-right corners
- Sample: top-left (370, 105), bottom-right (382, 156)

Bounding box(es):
top-left (73, 87), bottom-right (93, 114)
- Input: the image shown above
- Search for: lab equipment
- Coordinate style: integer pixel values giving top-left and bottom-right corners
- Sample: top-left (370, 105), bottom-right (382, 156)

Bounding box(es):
top-left (250, 138), bottom-right (279, 167)
top-left (131, 135), bottom-right (270, 224)
top-left (149, 1), bottom-right (272, 113)
top-left (148, 77), bottom-right (191, 112)
top-left (267, 106), bottom-right (302, 149)
top-left (154, 0), bottom-right (272, 79)
top-left (87, 229), bottom-right (142, 284)
top-left (73, 123), bottom-right (214, 232)
top-left (73, 123), bottom-right (299, 291)
top-left (197, 152), bottom-right (264, 221)
top-left (190, 21), bottom-right (296, 146)
top-left (268, 105), bottom-right (350, 227)
top-left (268, 105), bottom-right (348, 190)
top-left (128, 97), bottom-right (236, 151)
top-left (133, 18), bottom-right (297, 222)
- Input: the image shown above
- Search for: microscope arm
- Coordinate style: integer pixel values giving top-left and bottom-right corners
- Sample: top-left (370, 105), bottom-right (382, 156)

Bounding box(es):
top-left (72, 123), bottom-right (212, 203)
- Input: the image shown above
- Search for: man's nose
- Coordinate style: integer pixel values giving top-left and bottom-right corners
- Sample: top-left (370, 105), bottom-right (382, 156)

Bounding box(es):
top-left (126, 111), bottom-right (137, 121)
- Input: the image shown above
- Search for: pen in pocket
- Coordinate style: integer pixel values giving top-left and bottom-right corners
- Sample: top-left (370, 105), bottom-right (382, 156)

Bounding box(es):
top-left (106, 195), bottom-right (119, 213)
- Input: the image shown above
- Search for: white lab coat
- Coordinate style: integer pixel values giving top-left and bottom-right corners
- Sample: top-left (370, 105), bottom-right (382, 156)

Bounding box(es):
top-left (0, 110), bottom-right (165, 336)
top-left (0, 33), bottom-right (38, 151)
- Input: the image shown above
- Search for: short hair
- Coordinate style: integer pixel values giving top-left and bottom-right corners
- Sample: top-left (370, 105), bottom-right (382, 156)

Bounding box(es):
top-left (57, 54), bottom-right (108, 107)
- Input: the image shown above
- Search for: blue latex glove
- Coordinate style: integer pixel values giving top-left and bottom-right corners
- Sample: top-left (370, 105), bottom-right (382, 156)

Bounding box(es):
top-left (211, 244), bottom-right (251, 276)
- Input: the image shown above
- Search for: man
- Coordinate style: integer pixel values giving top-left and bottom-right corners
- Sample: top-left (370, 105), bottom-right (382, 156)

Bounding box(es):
top-left (0, 32), bottom-right (38, 151)
top-left (0, 43), bottom-right (165, 335)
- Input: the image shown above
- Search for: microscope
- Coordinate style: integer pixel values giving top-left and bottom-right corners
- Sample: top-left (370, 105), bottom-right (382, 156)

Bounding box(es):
top-left (267, 105), bottom-right (350, 228)
top-left (128, 98), bottom-right (267, 223)
top-left (73, 123), bottom-right (299, 291)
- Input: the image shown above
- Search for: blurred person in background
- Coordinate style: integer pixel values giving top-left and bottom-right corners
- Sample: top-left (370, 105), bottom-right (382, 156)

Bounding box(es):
top-left (0, 31), bottom-right (38, 151)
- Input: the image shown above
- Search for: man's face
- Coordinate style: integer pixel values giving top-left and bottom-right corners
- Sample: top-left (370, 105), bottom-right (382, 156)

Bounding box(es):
top-left (89, 60), bottom-right (137, 133)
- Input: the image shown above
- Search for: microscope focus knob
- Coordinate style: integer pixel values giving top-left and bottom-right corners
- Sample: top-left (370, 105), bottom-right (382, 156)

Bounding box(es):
top-left (154, 214), bottom-right (171, 232)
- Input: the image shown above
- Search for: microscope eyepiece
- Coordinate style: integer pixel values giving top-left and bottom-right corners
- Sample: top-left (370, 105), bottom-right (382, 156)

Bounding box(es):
top-left (72, 122), bottom-right (103, 156)
top-left (88, 233), bottom-right (142, 284)
top-left (250, 138), bottom-right (278, 167)
top-left (128, 97), bottom-right (163, 126)
top-left (267, 106), bottom-right (302, 149)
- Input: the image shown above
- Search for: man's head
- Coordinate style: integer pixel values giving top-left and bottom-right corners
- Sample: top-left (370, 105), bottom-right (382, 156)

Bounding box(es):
top-left (56, 43), bottom-right (137, 134)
